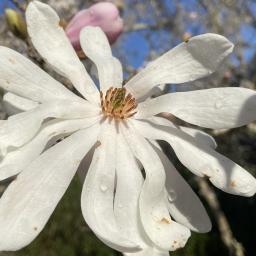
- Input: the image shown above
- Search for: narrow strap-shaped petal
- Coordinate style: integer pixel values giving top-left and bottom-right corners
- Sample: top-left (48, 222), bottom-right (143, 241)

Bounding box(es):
top-left (81, 121), bottom-right (141, 253)
top-left (0, 46), bottom-right (81, 103)
top-left (136, 88), bottom-right (256, 129)
top-left (147, 116), bottom-right (217, 149)
top-left (0, 117), bottom-right (100, 180)
top-left (26, 1), bottom-right (99, 102)
top-left (0, 125), bottom-right (99, 251)
top-left (0, 100), bottom-right (100, 155)
top-left (179, 126), bottom-right (217, 149)
top-left (114, 132), bottom-right (146, 246)
top-left (125, 33), bottom-right (233, 99)
top-left (3, 93), bottom-right (38, 115)
top-left (122, 122), bottom-right (190, 251)
top-left (152, 145), bottom-right (211, 233)
top-left (80, 26), bottom-right (123, 93)
top-left (133, 119), bottom-right (256, 197)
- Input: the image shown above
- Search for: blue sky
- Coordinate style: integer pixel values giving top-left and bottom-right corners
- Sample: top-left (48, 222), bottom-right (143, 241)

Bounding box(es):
top-left (0, 0), bottom-right (15, 14)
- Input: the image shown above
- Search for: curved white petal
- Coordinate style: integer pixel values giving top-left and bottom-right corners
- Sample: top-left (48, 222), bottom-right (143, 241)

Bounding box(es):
top-left (3, 93), bottom-right (38, 115)
top-left (114, 132), bottom-right (146, 246)
top-left (80, 27), bottom-right (123, 92)
top-left (124, 247), bottom-right (169, 256)
top-left (81, 122), bottom-right (140, 252)
top-left (125, 33), bottom-right (233, 99)
top-left (133, 119), bottom-right (256, 197)
top-left (0, 125), bottom-right (99, 251)
top-left (0, 46), bottom-right (81, 103)
top-left (122, 122), bottom-right (190, 251)
top-left (146, 116), bottom-right (217, 149)
top-left (0, 100), bottom-right (100, 155)
top-left (26, 1), bottom-right (99, 102)
top-left (179, 126), bottom-right (217, 149)
top-left (136, 88), bottom-right (256, 129)
top-left (152, 145), bottom-right (211, 233)
top-left (0, 117), bottom-right (100, 180)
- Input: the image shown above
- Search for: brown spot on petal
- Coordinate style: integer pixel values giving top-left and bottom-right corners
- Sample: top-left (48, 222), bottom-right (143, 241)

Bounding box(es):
top-left (160, 217), bottom-right (171, 224)
top-left (59, 19), bottom-right (67, 29)
top-left (230, 181), bottom-right (236, 187)
top-left (9, 58), bottom-right (15, 64)
top-left (171, 240), bottom-right (179, 249)
top-left (6, 80), bottom-right (10, 84)
top-left (76, 50), bottom-right (86, 59)
top-left (33, 227), bottom-right (38, 231)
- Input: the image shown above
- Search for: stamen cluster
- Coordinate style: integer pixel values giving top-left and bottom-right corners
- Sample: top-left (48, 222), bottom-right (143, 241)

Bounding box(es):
top-left (100, 87), bottom-right (137, 119)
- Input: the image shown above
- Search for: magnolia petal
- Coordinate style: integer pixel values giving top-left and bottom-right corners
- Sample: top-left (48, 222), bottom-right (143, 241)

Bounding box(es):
top-left (0, 100), bottom-right (99, 155)
top-left (179, 126), bottom-right (217, 149)
top-left (3, 93), bottom-right (38, 115)
top-left (114, 132), bottom-right (146, 245)
top-left (0, 117), bottom-right (100, 180)
top-left (0, 46), bottom-right (81, 103)
top-left (125, 33), bottom-right (233, 99)
top-left (152, 145), bottom-right (211, 233)
top-left (124, 247), bottom-right (169, 256)
top-left (136, 88), bottom-right (256, 129)
top-left (139, 84), bottom-right (166, 102)
top-left (0, 126), bottom-right (99, 251)
top-left (81, 122), bottom-right (140, 252)
top-left (146, 116), bottom-right (217, 149)
top-left (80, 26), bottom-right (123, 92)
top-left (133, 119), bottom-right (256, 197)
top-left (122, 122), bottom-right (190, 251)
top-left (26, 1), bottom-right (99, 102)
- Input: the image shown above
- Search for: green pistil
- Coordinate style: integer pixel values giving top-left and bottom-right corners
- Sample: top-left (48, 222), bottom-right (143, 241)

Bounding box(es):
top-left (112, 88), bottom-right (126, 109)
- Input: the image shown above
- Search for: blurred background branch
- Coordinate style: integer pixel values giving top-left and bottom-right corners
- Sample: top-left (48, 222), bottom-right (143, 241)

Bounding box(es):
top-left (198, 178), bottom-right (245, 256)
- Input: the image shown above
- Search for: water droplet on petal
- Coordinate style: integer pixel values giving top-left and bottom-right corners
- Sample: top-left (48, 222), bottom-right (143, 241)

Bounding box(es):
top-left (168, 189), bottom-right (177, 202)
top-left (100, 184), bottom-right (108, 192)
top-left (215, 100), bottom-right (223, 109)
top-left (187, 74), bottom-right (194, 82)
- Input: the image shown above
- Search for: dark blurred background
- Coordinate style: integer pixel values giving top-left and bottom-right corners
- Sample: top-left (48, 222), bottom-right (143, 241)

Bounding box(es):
top-left (0, 0), bottom-right (255, 255)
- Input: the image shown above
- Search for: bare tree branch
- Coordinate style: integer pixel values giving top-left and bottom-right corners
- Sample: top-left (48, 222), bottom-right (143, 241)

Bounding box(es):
top-left (198, 178), bottom-right (245, 256)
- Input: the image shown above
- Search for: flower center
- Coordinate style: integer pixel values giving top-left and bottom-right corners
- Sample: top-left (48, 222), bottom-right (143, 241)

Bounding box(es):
top-left (100, 87), bottom-right (137, 119)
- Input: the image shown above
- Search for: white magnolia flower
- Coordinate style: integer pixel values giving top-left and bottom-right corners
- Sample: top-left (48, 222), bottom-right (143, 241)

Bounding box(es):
top-left (0, 1), bottom-right (256, 255)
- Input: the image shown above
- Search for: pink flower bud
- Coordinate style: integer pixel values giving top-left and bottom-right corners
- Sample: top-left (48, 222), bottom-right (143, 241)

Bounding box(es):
top-left (65, 2), bottom-right (123, 50)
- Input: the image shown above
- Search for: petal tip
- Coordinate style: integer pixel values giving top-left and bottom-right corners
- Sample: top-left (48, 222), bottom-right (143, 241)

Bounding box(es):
top-left (170, 228), bottom-right (191, 251)
top-left (26, 0), bottom-right (58, 22)
top-left (194, 220), bottom-right (212, 233)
